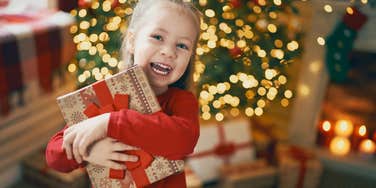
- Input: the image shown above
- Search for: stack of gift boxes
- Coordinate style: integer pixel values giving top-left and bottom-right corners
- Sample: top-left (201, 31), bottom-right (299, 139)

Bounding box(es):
top-left (185, 118), bottom-right (324, 188)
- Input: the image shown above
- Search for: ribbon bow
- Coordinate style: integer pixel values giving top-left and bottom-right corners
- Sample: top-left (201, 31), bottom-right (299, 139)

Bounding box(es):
top-left (82, 81), bottom-right (154, 182)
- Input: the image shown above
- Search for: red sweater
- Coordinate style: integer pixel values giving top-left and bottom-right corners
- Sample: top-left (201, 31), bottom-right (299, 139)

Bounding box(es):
top-left (46, 87), bottom-right (200, 188)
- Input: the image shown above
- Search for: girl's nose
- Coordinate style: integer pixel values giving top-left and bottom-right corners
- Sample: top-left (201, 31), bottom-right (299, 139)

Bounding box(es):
top-left (160, 45), bottom-right (177, 59)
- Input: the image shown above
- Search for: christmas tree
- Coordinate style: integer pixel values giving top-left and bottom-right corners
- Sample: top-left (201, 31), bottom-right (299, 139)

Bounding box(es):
top-left (68, 0), bottom-right (135, 88)
top-left (68, 0), bottom-right (303, 120)
top-left (194, 0), bottom-right (303, 121)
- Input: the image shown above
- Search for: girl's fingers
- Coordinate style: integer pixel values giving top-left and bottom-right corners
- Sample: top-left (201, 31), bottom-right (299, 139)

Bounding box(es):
top-left (78, 137), bottom-right (90, 157)
top-left (73, 135), bottom-right (83, 163)
top-left (106, 160), bottom-right (127, 170)
top-left (112, 142), bottom-right (138, 151)
top-left (63, 143), bottom-right (73, 160)
top-left (63, 126), bottom-right (72, 134)
top-left (110, 153), bottom-right (138, 162)
top-left (62, 132), bottom-right (75, 160)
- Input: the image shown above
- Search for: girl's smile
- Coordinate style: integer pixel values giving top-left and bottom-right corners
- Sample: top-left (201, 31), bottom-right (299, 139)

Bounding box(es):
top-left (150, 62), bottom-right (173, 76)
top-left (126, 2), bottom-right (198, 95)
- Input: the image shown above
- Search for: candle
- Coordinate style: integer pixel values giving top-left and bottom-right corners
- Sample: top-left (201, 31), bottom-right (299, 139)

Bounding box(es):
top-left (334, 120), bottom-right (353, 137)
top-left (329, 136), bottom-right (351, 156)
top-left (352, 125), bottom-right (367, 150)
top-left (359, 139), bottom-right (376, 155)
top-left (318, 121), bottom-right (333, 147)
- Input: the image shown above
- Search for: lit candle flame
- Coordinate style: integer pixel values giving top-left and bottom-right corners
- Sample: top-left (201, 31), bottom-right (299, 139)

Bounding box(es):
top-left (358, 125), bottom-right (367, 137)
top-left (322, 121), bottom-right (331, 132)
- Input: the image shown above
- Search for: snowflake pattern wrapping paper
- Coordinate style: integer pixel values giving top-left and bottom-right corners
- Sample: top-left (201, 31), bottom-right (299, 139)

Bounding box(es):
top-left (56, 65), bottom-right (184, 188)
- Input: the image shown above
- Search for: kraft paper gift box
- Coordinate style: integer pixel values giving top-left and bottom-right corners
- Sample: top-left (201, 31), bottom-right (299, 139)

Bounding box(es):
top-left (186, 119), bottom-right (255, 183)
top-left (220, 159), bottom-right (277, 188)
top-left (276, 144), bottom-right (323, 188)
top-left (22, 150), bottom-right (89, 188)
top-left (56, 65), bottom-right (184, 188)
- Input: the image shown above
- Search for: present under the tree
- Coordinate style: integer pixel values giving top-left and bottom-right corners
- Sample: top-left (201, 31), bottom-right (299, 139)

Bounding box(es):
top-left (22, 150), bottom-right (89, 188)
top-left (276, 144), bottom-right (323, 188)
top-left (185, 166), bottom-right (203, 188)
top-left (56, 65), bottom-right (184, 188)
top-left (187, 118), bottom-right (255, 183)
top-left (220, 159), bottom-right (277, 188)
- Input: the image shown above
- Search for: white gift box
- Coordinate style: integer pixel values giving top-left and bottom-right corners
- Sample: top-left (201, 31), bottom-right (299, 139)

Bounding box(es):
top-left (187, 119), bottom-right (255, 183)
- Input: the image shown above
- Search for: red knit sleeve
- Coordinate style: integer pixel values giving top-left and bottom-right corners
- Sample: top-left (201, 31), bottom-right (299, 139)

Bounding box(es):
top-left (45, 126), bottom-right (85, 172)
top-left (107, 90), bottom-right (199, 160)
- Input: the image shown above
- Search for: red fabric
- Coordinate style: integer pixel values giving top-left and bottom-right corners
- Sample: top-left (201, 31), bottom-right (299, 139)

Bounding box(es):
top-left (0, 43), bottom-right (10, 115)
top-left (45, 126), bottom-right (86, 172)
top-left (58, 0), bottom-right (78, 12)
top-left (0, 32), bottom-right (23, 115)
top-left (46, 87), bottom-right (200, 187)
top-left (34, 25), bottom-right (62, 92)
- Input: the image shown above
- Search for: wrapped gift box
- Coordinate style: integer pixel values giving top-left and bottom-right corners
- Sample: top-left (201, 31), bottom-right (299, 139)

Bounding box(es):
top-left (276, 144), bottom-right (323, 188)
top-left (220, 159), bottom-right (277, 188)
top-left (185, 166), bottom-right (203, 188)
top-left (187, 119), bottom-right (255, 183)
top-left (56, 65), bottom-right (184, 188)
top-left (22, 150), bottom-right (89, 188)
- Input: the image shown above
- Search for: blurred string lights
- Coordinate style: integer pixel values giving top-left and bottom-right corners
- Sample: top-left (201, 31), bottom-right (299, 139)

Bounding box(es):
top-left (315, 0), bottom-right (372, 47)
top-left (194, 0), bottom-right (303, 121)
top-left (68, 0), bottom-right (304, 121)
top-left (68, 0), bottom-right (136, 87)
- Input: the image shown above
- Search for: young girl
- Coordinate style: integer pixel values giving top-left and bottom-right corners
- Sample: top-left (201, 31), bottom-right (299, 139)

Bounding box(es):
top-left (45, 0), bottom-right (201, 187)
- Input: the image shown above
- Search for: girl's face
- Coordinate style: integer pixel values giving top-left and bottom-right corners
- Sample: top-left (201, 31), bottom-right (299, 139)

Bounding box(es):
top-left (127, 3), bottom-right (197, 95)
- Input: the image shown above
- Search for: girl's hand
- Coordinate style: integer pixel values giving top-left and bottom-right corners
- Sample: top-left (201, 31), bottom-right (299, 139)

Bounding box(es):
top-left (83, 137), bottom-right (139, 170)
top-left (120, 170), bottom-right (136, 187)
top-left (62, 113), bottom-right (110, 163)
top-left (120, 170), bottom-right (137, 188)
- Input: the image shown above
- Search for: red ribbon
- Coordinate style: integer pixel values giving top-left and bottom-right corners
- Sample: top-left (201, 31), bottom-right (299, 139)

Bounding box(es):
top-left (222, 160), bottom-right (268, 176)
top-left (0, 14), bottom-right (36, 23)
top-left (82, 81), bottom-right (129, 179)
top-left (123, 150), bottom-right (154, 187)
top-left (190, 123), bottom-right (252, 164)
top-left (287, 146), bottom-right (315, 188)
top-left (82, 80), bottom-right (154, 185)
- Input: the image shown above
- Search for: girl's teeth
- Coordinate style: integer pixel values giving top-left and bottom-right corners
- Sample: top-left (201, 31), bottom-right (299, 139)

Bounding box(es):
top-left (158, 63), bottom-right (171, 70)
top-left (152, 67), bottom-right (168, 75)
top-left (151, 63), bottom-right (172, 75)
top-left (151, 63), bottom-right (171, 75)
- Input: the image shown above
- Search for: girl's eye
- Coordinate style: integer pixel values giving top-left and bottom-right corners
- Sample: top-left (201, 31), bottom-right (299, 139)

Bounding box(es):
top-left (151, 35), bottom-right (163, 41)
top-left (177, 43), bottom-right (189, 50)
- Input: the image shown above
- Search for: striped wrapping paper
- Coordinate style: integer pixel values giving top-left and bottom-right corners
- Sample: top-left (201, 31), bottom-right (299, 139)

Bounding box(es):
top-left (0, 11), bottom-right (75, 116)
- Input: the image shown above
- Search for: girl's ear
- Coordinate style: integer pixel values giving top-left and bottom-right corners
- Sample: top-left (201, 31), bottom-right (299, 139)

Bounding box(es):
top-left (126, 31), bottom-right (135, 54)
